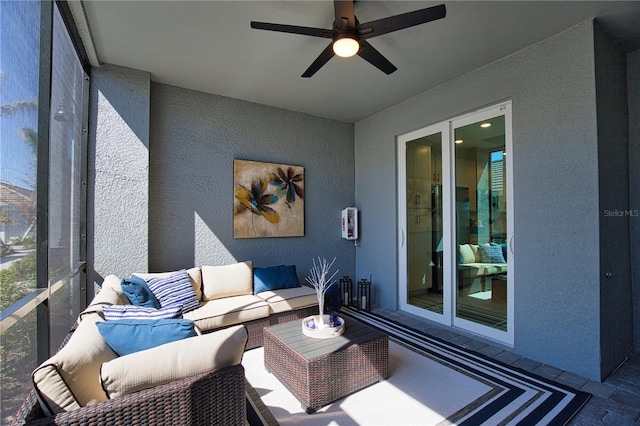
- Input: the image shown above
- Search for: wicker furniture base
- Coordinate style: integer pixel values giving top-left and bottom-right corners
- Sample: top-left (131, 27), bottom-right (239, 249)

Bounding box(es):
top-left (263, 317), bottom-right (388, 413)
top-left (209, 316), bottom-right (270, 350)
top-left (269, 305), bottom-right (319, 326)
top-left (205, 306), bottom-right (318, 350)
top-left (13, 364), bottom-right (246, 426)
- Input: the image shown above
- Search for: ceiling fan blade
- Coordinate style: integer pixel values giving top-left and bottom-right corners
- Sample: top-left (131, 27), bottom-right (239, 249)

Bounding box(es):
top-left (357, 40), bottom-right (397, 75)
top-left (302, 43), bottom-right (335, 78)
top-left (358, 4), bottom-right (446, 39)
top-left (334, 0), bottom-right (356, 30)
top-left (251, 21), bottom-right (333, 38)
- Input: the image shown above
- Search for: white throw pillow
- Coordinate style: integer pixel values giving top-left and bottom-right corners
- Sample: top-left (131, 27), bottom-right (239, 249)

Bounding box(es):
top-left (201, 261), bottom-right (253, 300)
top-left (469, 244), bottom-right (482, 263)
top-left (458, 244), bottom-right (475, 264)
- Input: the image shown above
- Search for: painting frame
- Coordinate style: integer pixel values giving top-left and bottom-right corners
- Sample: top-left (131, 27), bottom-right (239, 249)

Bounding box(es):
top-left (233, 159), bottom-right (305, 238)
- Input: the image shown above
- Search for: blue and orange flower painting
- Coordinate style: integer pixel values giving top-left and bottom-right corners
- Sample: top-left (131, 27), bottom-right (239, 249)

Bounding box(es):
top-left (234, 159), bottom-right (304, 238)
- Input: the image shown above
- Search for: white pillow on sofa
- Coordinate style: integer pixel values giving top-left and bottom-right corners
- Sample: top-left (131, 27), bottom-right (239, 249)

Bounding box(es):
top-left (469, 244), bottom-right (482, 263)
top-left (458, 244), bottom-right (475, 264)
top-left (201, 261), bottom-right (253, 300)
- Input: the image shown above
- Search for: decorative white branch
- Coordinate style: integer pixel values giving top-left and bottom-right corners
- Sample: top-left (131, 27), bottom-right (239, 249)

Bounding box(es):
top-left (305, 257), bottom-right (339, 326)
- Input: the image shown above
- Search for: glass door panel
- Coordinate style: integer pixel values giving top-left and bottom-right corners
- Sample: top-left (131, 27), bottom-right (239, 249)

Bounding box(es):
top-left (398, 122), bottom-right (450, 324)
top-left (453, 110), bottom-right (510, 341)
top-left (398, 103), bottom-right (512, 344)
top-left (406, 137), bottom-right (443, 313)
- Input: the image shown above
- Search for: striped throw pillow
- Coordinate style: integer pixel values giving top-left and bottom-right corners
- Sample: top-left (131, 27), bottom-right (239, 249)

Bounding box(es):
top-left (479, 243), bottom-right (507, 264)
top-left (146, 270), bottom-right (201, 313)
top-left (103, 305), bottom-right (182, 321)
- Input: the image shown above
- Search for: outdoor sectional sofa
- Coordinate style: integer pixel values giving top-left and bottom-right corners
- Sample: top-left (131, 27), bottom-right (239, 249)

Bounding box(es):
top-left (91, 261), bottom-right (319, 350)
top-left (13, 261), bottom-right (319, 425)
top-left (457, 243), bottom-right (508, 294)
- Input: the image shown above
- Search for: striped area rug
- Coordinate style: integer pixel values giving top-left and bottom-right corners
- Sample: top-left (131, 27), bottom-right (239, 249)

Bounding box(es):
top-left (246, 308), bottom-right (590, 426)
top-left (340, 307), bottom-right (590, 425)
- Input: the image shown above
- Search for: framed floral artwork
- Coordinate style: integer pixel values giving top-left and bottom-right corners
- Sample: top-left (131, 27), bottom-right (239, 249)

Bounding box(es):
top-left (233, 159), bottom-right (304, 238)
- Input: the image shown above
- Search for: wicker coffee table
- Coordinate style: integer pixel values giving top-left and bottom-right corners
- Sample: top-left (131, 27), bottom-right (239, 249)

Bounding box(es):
top-left (263, 316), bottom-right (388, 413)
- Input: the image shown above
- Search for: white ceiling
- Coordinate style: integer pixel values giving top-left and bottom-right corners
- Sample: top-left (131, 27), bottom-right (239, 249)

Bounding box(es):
top-left (80, 1), bottom-right (640, 123)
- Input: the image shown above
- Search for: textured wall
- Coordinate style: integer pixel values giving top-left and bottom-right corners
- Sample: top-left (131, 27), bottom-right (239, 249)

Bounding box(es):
top-left (148, 83), bottom-right (356, 282)
top-left (630, 49), bottom-right (640, 350)
top-left (355, 21), bottom-right (606, 379)
top-left (88, 64), bottom-right (150, 287)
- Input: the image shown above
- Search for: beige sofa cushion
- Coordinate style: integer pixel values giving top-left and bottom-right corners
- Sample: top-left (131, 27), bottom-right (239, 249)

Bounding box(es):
top-left (469, 244), bottom-right (482, 263)
top-left (79, 275), bottom-right (128, 320)
top-left (183, 294), bottom-right (269, 331)
top-left (201, 261), bottom-right (253, 300)
top-left (458, 263), bottom-right (508, 278)
top-left (134, 267), bottom-right (203, 302)
top-left (256, 286), bottom-right (318, 314)
top-left (32, 313), bottom-right (116, 415)
top-left (458, 244), bottom-right (475, 264)
top-left (100, 325), bottom-right (247, 398)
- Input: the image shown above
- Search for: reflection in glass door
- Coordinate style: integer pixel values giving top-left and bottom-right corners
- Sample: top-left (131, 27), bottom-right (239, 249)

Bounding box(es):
top-left (398, 103), bottom-right (513, 344)
top-left (453, 112), bottom-right (510, 340)
top-left (406, 136), bottom-right (444, 314)
top-left (398, 122), bottom-right (451, 325)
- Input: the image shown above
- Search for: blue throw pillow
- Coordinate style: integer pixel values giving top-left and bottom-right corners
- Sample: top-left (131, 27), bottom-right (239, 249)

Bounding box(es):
top-left (253, 265), bottom-right (300, 294)
top-left (96, 319), bottom-right (197, 356)
top-left (490, 243), bottom-right (507, 263)
top-left (145, 270), bottom-right (200, 314)
top-left (120, 276), bottom-right (161, 309)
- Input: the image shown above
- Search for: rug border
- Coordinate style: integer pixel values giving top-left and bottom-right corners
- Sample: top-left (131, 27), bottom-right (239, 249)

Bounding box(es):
top-left (340, 307), bottom-right (592, 426)
top-left (246, 380), bottom-right (279, 426)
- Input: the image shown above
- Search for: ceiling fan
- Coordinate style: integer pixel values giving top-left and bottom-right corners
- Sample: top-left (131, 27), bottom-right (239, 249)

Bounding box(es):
top-left (250, 1), bottom-right (446, 78)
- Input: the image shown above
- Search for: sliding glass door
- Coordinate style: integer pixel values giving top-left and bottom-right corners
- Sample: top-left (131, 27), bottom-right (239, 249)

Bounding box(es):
top-left (398, 122), bottom-right (451, 324)
top-left (398, 103), bottom-right (513, 344)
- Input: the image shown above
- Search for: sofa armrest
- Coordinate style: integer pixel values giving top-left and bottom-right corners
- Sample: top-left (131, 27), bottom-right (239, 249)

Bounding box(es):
top-left (100, 325), bottom-right (247, 398)
top-left (19, 364), bottom-right (246, 426)
top-left (79, 275), bottom-right (129, 321)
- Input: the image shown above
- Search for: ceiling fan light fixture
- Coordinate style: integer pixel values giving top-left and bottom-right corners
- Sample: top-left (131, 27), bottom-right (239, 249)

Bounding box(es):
top-left (333, 36), bottom-right (359, 58)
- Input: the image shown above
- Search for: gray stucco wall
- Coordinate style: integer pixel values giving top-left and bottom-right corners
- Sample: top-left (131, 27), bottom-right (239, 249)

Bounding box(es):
top-left (630, 49), bottom-right (640, 350)
top-left (147, 83), bottom-right (356, 282)
top-left (88, 64), bottom-right (150, 287)
top-left (89, 69), bottom-right (355, 288)
top-left (355, 21), bottom-right (605, 379)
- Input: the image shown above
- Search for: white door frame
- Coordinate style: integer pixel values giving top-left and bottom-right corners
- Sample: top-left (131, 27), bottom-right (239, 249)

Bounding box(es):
top-left (397, 122), bottom-right (451, 325)
top-left (397, 102), bottom-right (514, 345)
